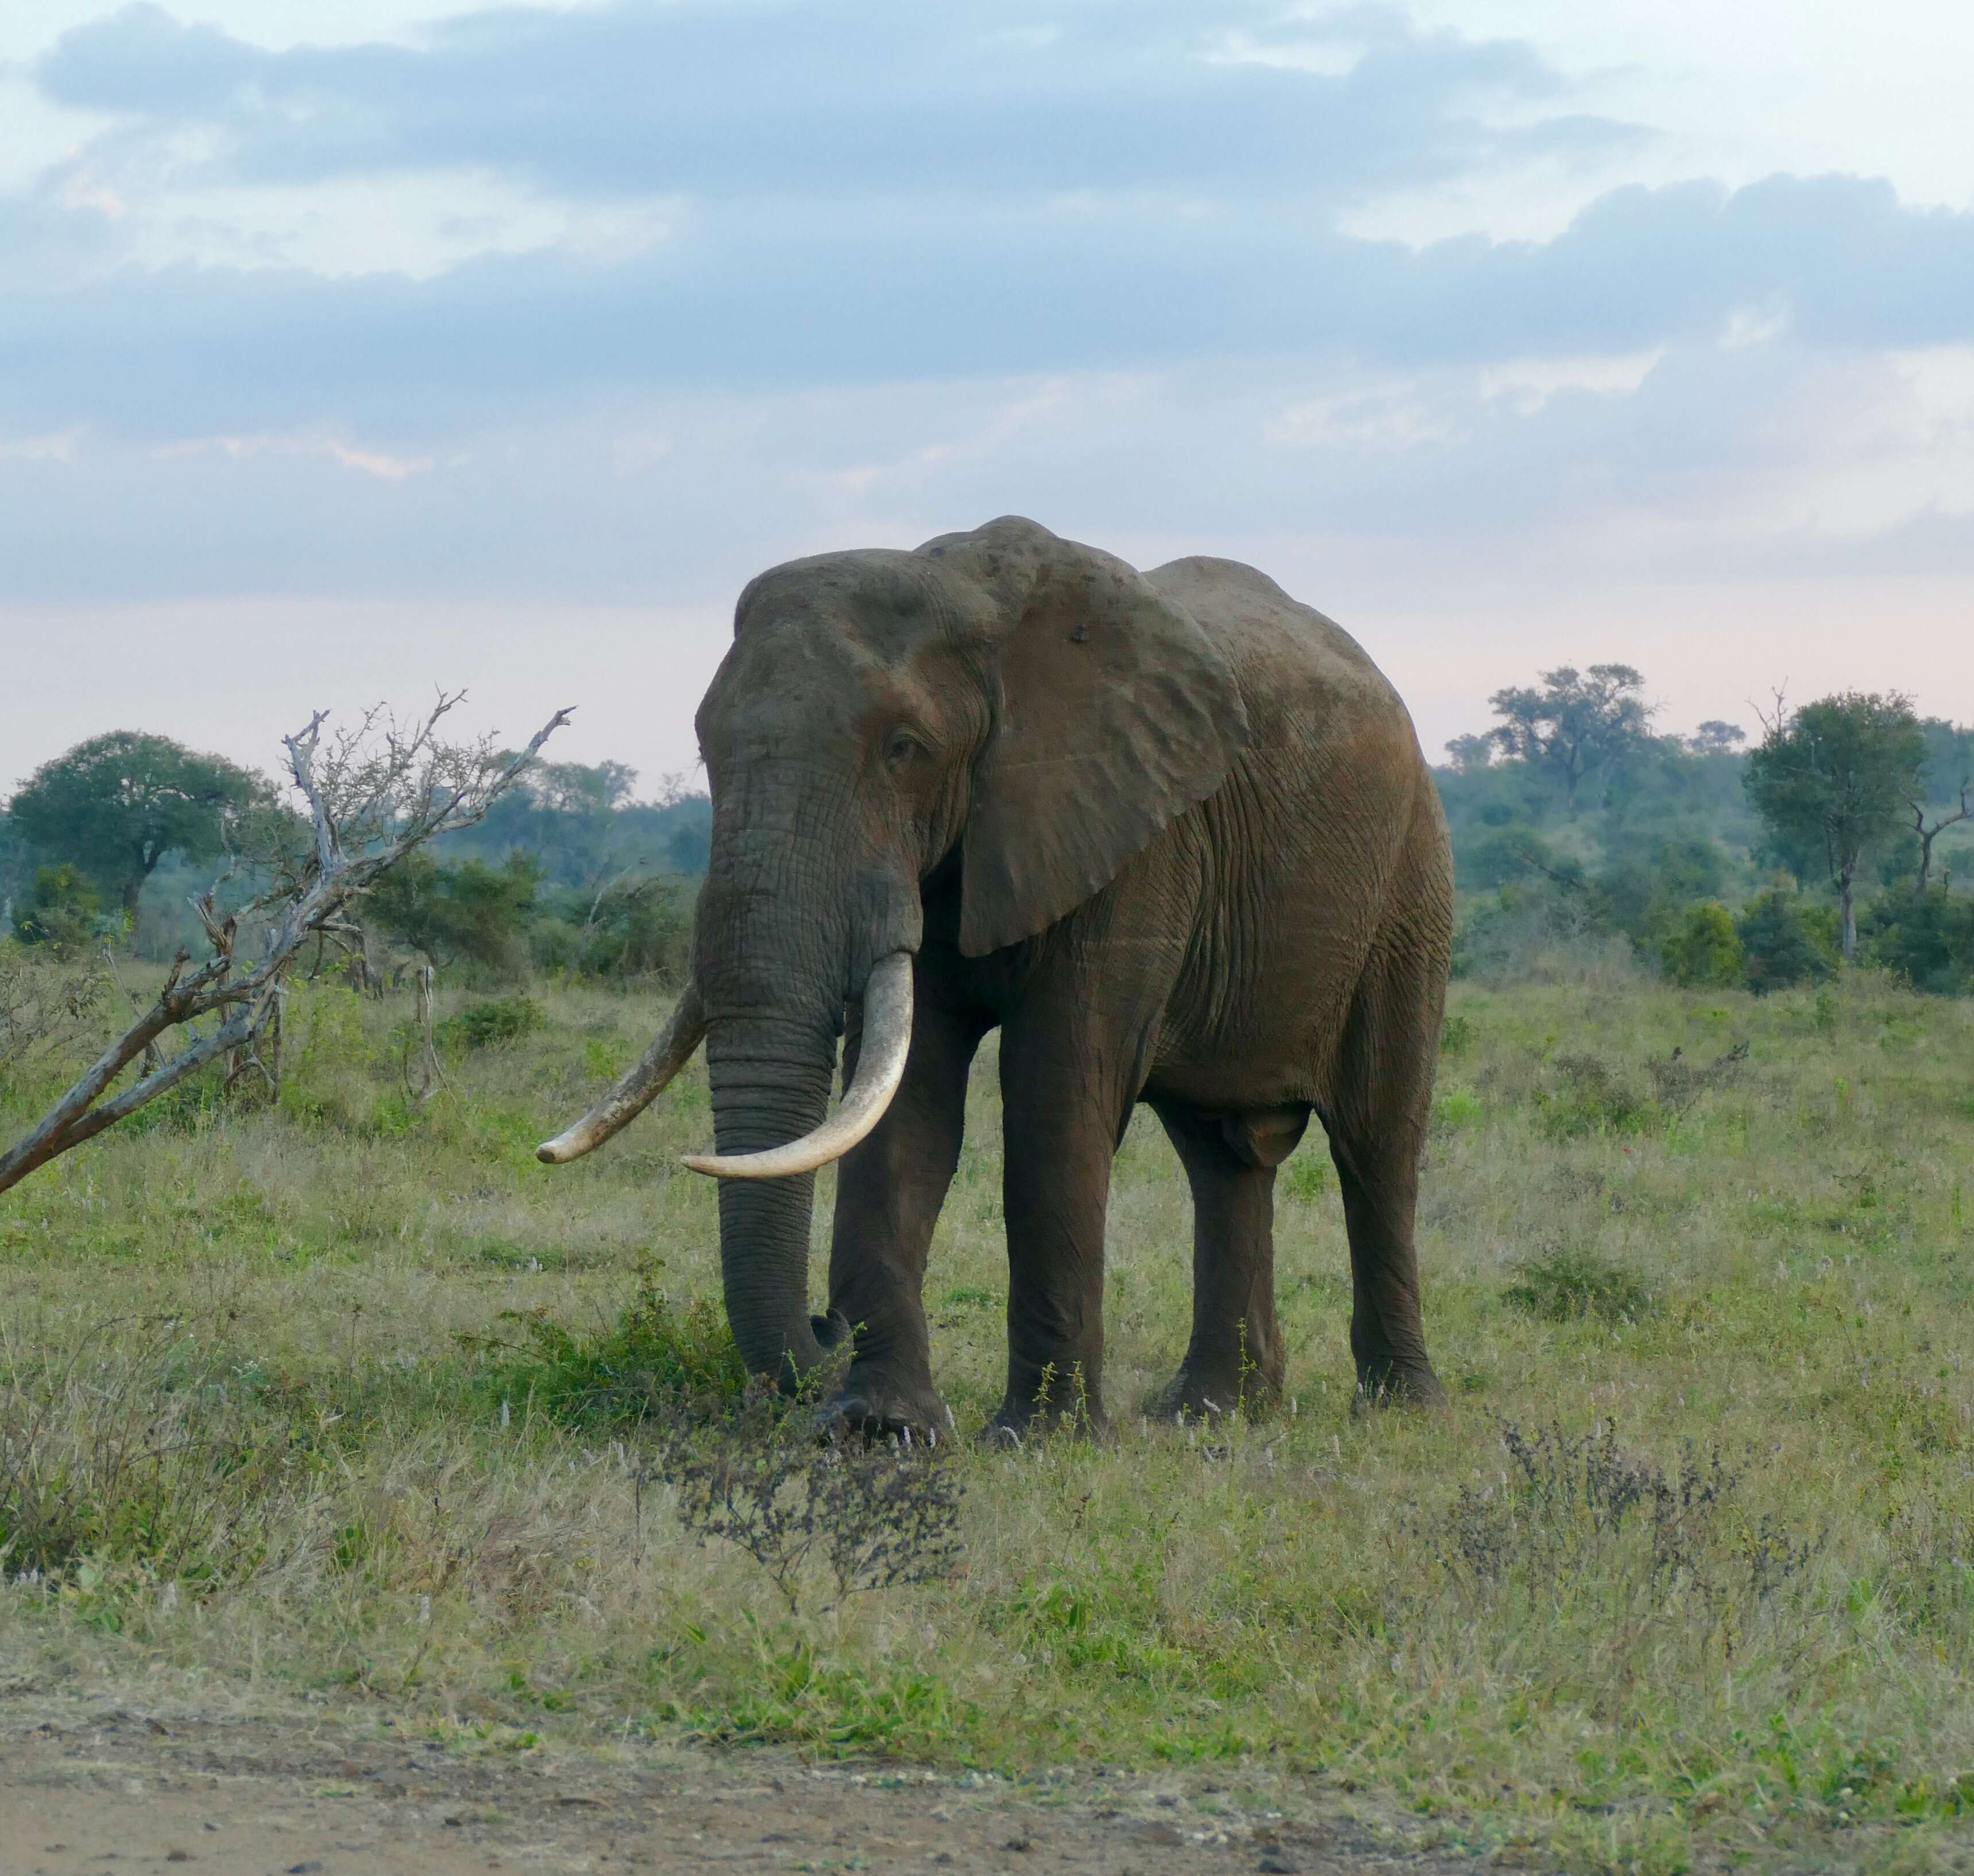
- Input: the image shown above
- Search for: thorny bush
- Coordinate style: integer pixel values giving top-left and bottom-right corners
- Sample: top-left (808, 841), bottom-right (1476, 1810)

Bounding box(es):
top-left (1435, 1420), bottom-right (1817, 1627)
top-left (650, 1373), bottom-right (964, 1616)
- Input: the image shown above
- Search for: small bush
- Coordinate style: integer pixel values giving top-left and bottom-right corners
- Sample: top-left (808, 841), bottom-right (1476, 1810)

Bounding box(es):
top-left (1435, 1420), bottom-right (1814, 1608)
top-left (1281, 1157), bottom-right (1330, 1201)
top-left (1439, 1010), bottom-right (1477, 1057)
top-left (440, 993), bottom-right (544, 1050)
top-left (461, 1274), bottom-right (747, 1430)
top-left (1861, 884), bottom-right (1974, 995)
top-left (1536, 1052), bottom-right (1651, 1138)
top-left (653, 1375), bottom-right (964, 1615)
top-left (1737, 886), bottom-right (1837, 994)
top-left (1505, 1244), bottom-right (1656, 1323)
top-left (10, 864), bottom-right (105, 955)
top-left (1660, 900), bottom-right (1743, 988)
top-left (1431, 1087), bottom-right (1484, 1132)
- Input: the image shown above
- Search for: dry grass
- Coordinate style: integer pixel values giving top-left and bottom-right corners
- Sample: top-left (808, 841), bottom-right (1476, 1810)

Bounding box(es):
top-left (3, 963), bottom-right (1973, 1871)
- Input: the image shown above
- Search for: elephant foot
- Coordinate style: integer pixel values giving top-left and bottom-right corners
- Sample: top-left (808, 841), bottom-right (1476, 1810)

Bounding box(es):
top-left (1145, 1361), bottom-right (1281, 1424)
top-left (1351, 1361), bottom-right (1447, 1414)
top-left (821, 1365), bottom-right (951, 1447)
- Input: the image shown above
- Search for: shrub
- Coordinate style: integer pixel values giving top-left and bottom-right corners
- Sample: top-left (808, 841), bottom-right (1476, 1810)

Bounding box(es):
top-left (544, 877), bottom-right (690, 983)
top-left (11, 864), bottom-right (104, 954)
top-left (439, 993), bottom-right (544, 1050)
top-left (1860, 885), bottom-right (1974, 995)
top-left (1736, 886), bottom-right (1837, 994)
top-left (1535, 1052), bottom-right (1651, 1138)
top-left (1458, 825), bottom-right (1561, 891)
top-left (461, 1274), bottom-right (747, 1430)
top-left (1435, 1421), bottom-right (1813, 1608)
top-left (369, 850), bottom-right (540, 974)
top-left (653, 1374), bottom-right (964, 1615)
top-left (1659, 900), bottom-right (1743, 987)
top-left (1505, 1244), bottom-right (1656, 1323)
top-left (1453, 878), bottom-right (1615, 985)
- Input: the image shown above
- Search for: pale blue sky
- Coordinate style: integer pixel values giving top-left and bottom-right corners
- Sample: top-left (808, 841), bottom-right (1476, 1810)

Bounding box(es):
top-left (3, 1), bottom-right (1971, 790)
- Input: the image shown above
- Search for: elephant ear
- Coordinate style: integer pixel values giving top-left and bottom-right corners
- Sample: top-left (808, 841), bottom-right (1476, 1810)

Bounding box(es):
top-left (919, 516), bottom-right (1250, 959)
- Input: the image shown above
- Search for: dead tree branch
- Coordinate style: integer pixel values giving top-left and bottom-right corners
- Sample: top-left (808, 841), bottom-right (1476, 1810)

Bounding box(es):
top-left (0, 698), bottom-right (571, 1195)
top-left (1911, 782), bottom-right (1971, 892)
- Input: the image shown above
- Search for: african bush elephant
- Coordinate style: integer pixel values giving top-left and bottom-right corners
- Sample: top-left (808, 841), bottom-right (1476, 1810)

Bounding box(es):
top-left (541, 516), bottom-right (1452, 1439)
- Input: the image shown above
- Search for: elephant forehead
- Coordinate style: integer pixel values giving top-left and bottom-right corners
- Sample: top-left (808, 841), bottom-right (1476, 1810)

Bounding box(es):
top-left (702, 600), bottom-right (979, 749)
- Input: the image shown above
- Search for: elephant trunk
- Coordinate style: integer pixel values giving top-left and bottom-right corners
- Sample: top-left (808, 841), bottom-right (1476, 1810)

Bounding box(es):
top-left (703, 1008), bottom-right (845, 1383)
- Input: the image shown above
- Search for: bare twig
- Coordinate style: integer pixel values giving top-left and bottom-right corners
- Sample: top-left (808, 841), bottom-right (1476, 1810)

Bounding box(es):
top-left (0, 700), bottom-right (571, 1194)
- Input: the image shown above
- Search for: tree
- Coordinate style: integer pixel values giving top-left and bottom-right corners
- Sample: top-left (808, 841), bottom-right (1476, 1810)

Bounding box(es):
top-left (1736, 886), bottom-right (1837, 993)
top-left (6, 732), bottom-right (278, 920)
top-left (368, 850), bottom-right (541, 971)
top-left (1689, 720), bottom-right (1747, 755)
top-left (1744, 692), bottom-right (1926, 960)
top-left (1911, 717), bottom-right (1972, 890)
top-left (1660, 902), bottom-right (1743, 988)
top-left (0, 696), bottom-right (569, 1196)
top-left (1486, 665), bottom-right (1655, 813)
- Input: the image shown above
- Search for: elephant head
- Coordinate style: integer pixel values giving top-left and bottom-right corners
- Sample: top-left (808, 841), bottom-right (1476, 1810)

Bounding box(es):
top-left (538, 516), bottom-right (1249, 1386)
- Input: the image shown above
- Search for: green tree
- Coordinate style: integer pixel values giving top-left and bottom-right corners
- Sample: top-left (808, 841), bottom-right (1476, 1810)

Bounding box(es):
top-left (1735, 886), bottom-right (1838, 994)
top-left (368, 850), bottom-right (540, 972)
top-left (10, 864), bottom-right (102, 954)
top-left (1744, 693), bottom-right (1927, 959)
top-left (1659, 902), bottom-right (1743, 989)
top-left (1487, 665), bottom-right (1655, 813)
top-left (6, 733), bottom-right (277, 920)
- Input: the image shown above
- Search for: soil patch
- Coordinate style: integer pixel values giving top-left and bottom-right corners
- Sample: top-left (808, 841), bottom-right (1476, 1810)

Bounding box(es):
top-left (0, 1701), bottom-right (1473, 1875)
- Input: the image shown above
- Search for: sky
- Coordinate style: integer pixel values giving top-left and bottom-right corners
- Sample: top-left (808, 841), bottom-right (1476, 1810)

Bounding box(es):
top-left (3, 0), bottom-right (1972, 795)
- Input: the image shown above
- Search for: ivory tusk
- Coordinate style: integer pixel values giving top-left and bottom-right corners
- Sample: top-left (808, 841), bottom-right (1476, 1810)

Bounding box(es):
top-left (682, 953), bottom-right (913, 1180)
top-left (536, 982), bottom-right (706, 1164)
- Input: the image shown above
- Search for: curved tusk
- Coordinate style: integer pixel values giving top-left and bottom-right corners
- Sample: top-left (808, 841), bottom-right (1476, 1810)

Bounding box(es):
top-left (536, 982), bottom-right (706, 1164)
top-left (683, 953), bottom-right (913, 1181)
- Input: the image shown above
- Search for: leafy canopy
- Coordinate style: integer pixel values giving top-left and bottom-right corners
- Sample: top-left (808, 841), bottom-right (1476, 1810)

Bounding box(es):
top-left (1486, 665), bottom-right (1655, 810)
top-left (1744, 693), bottom-right (1926, 892)
top-left (6, 732), bottom-right (277, 916)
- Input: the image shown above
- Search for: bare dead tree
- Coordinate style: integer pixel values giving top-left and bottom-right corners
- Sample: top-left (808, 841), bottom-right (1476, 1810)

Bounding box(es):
top-left (1912, 782), bottom-right (1971, 892)
top-left (407, 962), bottom-right (445, 1104)
top-left (0, 694), bottom-right (570, 1195)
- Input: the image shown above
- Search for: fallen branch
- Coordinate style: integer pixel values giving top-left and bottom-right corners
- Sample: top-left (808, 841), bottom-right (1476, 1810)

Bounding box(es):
top-left (0, 696), bottom-right (570, 1195)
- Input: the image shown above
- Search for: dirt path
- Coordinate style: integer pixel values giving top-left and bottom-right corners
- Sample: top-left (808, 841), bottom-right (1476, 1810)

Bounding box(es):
top-left (0, 1703), bottom-right (1475, 1876)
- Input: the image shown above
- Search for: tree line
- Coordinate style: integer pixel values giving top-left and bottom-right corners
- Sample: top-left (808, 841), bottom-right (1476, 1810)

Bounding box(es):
top-left (6, 673), bottom-right (1972, 999)
top-left (1438, 666), bottom-right (1974, 994)
top-left (0, 731), bottom-right (711, 986)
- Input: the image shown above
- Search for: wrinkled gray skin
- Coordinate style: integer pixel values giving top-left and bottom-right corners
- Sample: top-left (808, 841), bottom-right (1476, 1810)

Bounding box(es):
top-left (686, 516), bottom-right (1451, 1439)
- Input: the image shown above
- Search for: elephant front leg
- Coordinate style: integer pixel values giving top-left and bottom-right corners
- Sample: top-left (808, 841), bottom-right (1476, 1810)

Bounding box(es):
top-left (826, 989), bottom-right (986, 1441)
top-left (987, 1012), bottom-right (1128, 1442)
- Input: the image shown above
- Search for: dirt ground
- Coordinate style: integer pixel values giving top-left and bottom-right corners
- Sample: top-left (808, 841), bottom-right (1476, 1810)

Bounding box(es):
top-left (0, 1701), bottom-right (1479, 1876)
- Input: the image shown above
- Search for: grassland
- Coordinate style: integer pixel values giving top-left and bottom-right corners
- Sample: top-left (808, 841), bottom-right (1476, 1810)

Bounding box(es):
top-left (3, 960), bottom-right (1973, 1874)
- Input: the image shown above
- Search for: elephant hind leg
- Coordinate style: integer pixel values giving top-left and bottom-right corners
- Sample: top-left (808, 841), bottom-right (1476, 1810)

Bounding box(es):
top-left (1319, 930), bottom-right (1447, 1410)
top-left (1146, 1100), bottom-right (1307, 1419)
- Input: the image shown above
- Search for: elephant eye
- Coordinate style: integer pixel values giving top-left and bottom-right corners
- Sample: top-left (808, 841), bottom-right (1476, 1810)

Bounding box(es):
top-left (885, 731), bottom-right (921, 768)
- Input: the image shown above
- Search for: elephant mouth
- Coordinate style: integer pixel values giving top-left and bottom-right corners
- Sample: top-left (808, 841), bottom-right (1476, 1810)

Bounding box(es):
top-left (535, 951), bottom-right (913, 1180)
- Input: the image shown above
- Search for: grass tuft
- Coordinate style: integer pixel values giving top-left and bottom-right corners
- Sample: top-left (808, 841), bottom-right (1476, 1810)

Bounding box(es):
top-left (459, 1268), bottom-right (747, 1429)
top-left (1504, 1243), bottom-right (1658, 1323)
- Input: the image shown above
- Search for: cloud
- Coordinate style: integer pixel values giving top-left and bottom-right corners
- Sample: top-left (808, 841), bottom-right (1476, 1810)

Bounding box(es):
top-left (36, 2), bottom-right (1634, 205)
top-left (3, 170), bottom-right (1972, 449)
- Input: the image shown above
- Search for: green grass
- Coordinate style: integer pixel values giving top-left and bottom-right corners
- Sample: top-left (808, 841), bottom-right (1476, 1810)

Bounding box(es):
top-left (3, 964), bottom-right (1974, 1871)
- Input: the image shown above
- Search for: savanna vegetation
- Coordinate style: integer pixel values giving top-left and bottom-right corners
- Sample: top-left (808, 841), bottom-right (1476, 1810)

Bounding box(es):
top-left (2, 947), bottom-right (1972, 1874)
top-left (3, 673), bottom-right (1973, 1873)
